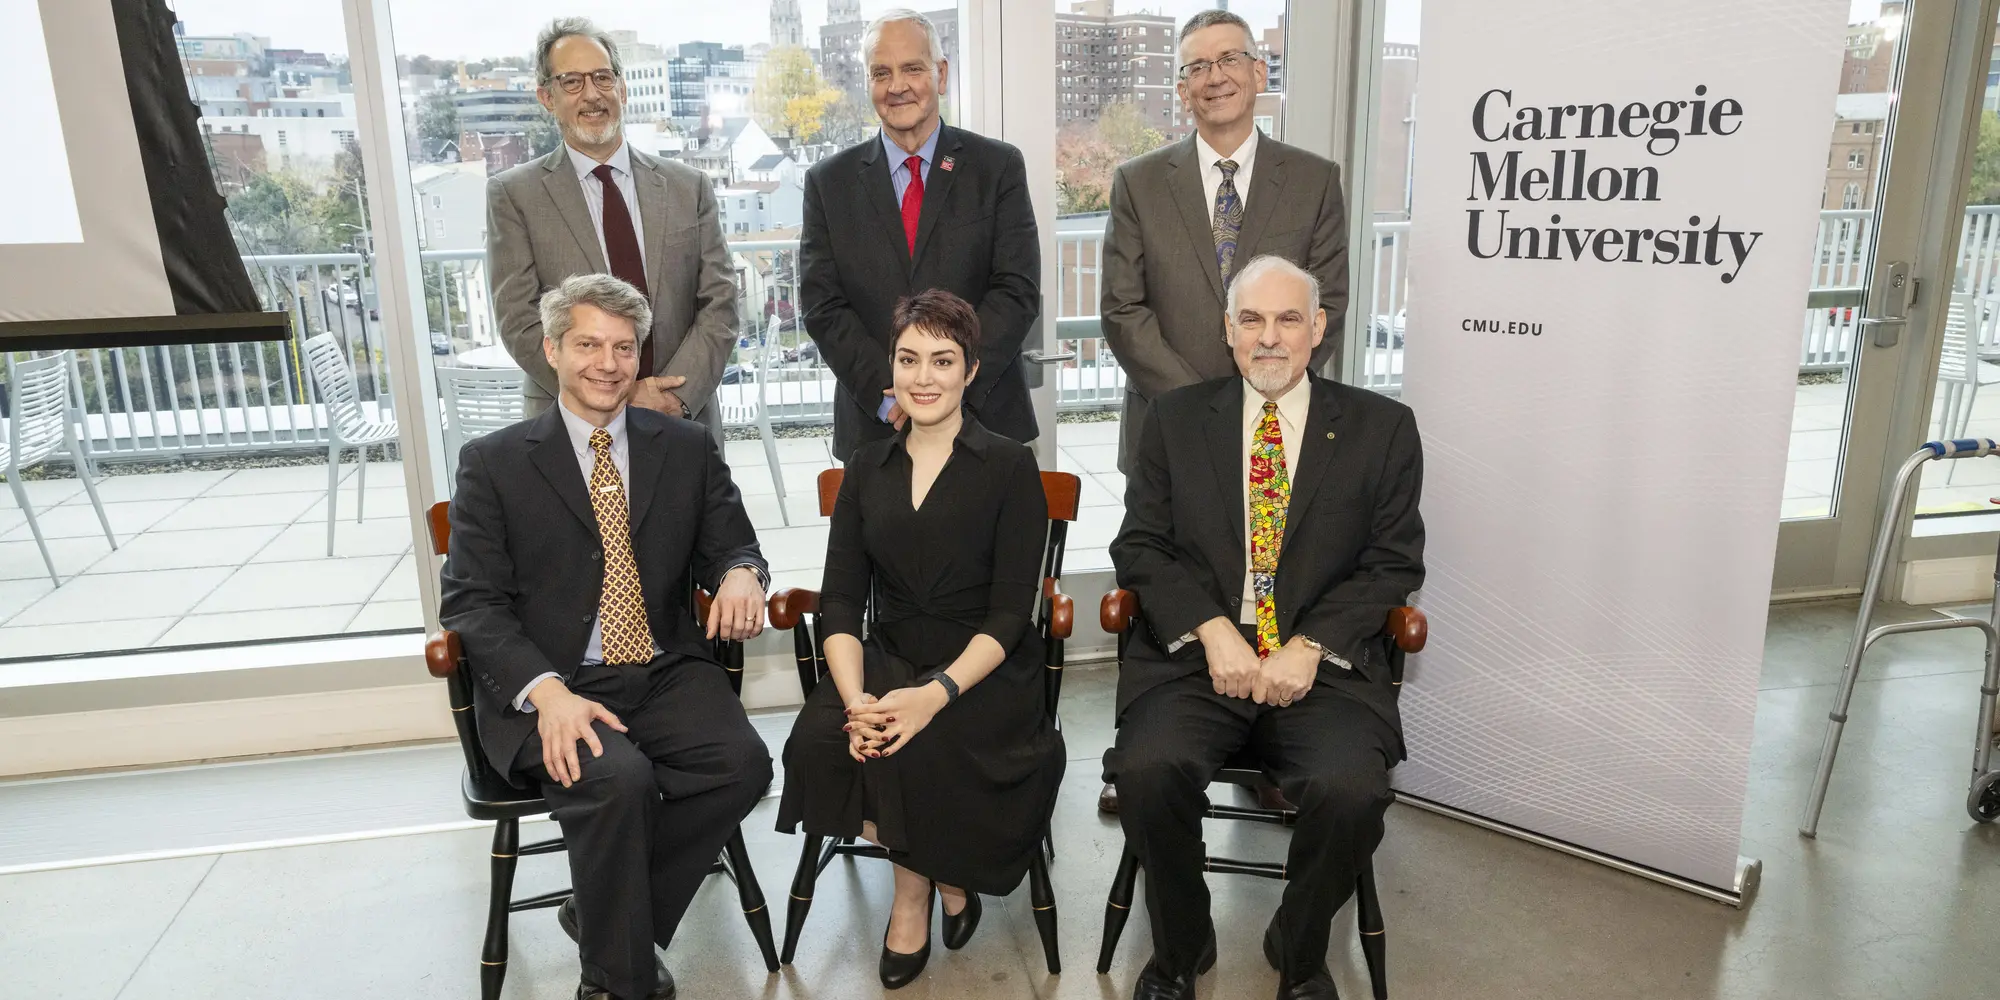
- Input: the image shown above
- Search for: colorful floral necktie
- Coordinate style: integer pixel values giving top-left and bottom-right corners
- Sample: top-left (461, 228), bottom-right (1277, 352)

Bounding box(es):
top-left (1248, 401), bottom-right (1290, 657)
top-left (588, 428), bottom-right (652, 665)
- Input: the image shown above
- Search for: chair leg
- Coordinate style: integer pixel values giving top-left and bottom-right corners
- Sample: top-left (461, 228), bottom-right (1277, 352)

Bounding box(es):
top-left (1097, 842), bottom-right (1141, 973)
top-left (8, 478), bottom-right (59, 587)
top-left (356, 443), bottom-right (369, 522)
top-left (758, 417), bottom-right (790, 526)
top-left (723, 827), bottom-right (780, 972)
top-left (779, 833), bottom-right (825, 965)
top-left (483, 819), bottom-right (520, 1000)
top-left (64, 415), bottom-right (117, 550)
top-left (1028, 843), bottom-right (1061, 974)
top-left (325, 442), bottom-right (342, 557)
top-left (1356, 861), bottom-right (1387, 1000)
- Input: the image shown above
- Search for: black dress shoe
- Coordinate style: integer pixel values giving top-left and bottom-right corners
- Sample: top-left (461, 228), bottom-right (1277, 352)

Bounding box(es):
top-left (574, 966), bottom-right (675, 1000)
top-left (1276, 967), bottom-right (1339, 999)
top-left (1098, 782), bottom-right (1120, 813)
top-left (879, 887), bottom-right (935, 989)
top-left (559, 897), bottom-right (580, 943)
top-left (940, 890), bottom-right (982, 949)
top-left (1129, 928), bottom-right (1217, 1000)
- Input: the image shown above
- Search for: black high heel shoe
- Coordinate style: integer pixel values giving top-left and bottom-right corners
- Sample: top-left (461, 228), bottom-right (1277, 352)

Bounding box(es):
top-left (940, 890), bottom-right (982, 950)
top-left (879, 886), bottom-right (934, 989)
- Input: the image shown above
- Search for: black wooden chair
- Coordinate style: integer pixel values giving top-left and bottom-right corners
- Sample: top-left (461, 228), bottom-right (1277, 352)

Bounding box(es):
top-left (422, 502), bottom-right (780, 1000)
top-left (763, 467), bottom-right (1080, 974)
top-left (1094, 588), bottom-right (1429, 1000)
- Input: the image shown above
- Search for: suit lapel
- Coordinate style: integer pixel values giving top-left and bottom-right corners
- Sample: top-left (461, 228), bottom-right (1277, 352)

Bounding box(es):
top-left (526, 408), bottom-right (595, 533)
top-left (1168, 137), bottom-right (1226, 303)
top-left (909, 125), bottom-right (961, 272)
top-left (630, 149), bottom-right (671, 305)
top-left (1280, 376), bottom-right (1342, 560)
top-left (858, 137), bottom-right (914, 274)
top-left (1206, 379), bottom-right (1247, 586)
top-left (1234, 138), bottom-right (1287, 262)
top-left (540, 149), bottom-right (609, 275)
top-left (625, 412), bottom-right (666, 534)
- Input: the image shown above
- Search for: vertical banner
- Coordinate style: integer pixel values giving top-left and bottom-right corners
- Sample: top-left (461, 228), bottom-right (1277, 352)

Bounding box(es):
top-left (1397, 0), bottom-right (1848, 891)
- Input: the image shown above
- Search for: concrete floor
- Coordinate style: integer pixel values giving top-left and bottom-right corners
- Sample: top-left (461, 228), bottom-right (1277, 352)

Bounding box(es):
top-left (1, 597), bottom-right (1997, 999)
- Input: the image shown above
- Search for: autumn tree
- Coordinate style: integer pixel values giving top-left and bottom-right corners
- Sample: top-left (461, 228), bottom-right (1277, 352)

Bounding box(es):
top-left (1054, 102), bottom-right (1166, 216)
top-left (754, 46), bottom-right (836, 141)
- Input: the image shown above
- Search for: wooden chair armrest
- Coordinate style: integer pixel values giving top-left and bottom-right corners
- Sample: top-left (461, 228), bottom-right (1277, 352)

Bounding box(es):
top-left (1100, 588), bottom-right (1138, 635)
top-left (768, 587), bottom-right (821, 631)
top-left (694, 588), bottom-right (714, 621)
top-left (1047, 580), bottom-right (1074, 641)
top-left (1387, 606), bottom-right (1427, 654)
top-left (425, 630), bottom-right (462, 679)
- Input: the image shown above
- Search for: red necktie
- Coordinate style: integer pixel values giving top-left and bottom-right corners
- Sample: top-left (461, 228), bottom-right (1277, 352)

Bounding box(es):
top-left (592, 163), bottom-right (653, 375)
top-left (901, 154), bottom-right (924, 257)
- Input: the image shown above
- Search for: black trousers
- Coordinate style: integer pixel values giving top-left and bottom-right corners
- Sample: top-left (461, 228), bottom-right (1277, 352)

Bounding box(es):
top-left (1104, 657), bottom-right (1397, 982)
top-left (512, 656), bottom-right (773, 998)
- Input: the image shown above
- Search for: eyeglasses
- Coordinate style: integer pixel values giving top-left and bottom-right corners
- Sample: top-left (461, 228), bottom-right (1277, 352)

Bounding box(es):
top-left (1178, 50), bottom-right (1258, 82)
top-left (549, 70), bottom-right (619, 95)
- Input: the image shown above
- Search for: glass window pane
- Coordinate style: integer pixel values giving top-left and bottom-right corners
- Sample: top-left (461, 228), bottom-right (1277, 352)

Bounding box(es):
top-left (1, 0), bottom-right (425, 661)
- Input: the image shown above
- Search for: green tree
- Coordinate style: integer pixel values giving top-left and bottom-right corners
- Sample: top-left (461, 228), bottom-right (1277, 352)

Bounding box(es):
top-left (1971, 111), bottom-right (2000, 207)
top-left (1097, 100), bottom-right (1166, 159)
top-left (415, 91), bottom-right (460, 162)
top-left (754, 46), bottom-right (831, 140)
top-left (525, 113), bottom-right (563, 158)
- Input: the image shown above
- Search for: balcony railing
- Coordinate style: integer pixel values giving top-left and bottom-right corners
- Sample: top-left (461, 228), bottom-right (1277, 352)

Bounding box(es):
top-left (9, 208), bottom-right (1974, 461)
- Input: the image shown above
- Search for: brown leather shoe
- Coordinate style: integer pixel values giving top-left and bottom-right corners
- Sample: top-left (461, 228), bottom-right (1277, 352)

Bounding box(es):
top-left (1098, 782), bottom-right (1120, 813)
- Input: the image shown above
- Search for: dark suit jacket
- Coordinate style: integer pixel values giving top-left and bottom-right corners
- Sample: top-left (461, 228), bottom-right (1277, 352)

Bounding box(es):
top-left (800, 124), bottom-right (1042, 460)
top-left (439, 404), bottom-right (767, 780)
top-left (1101, 132), bottom-right (1348, 473)
top-left (1109, 374), bottom-right (1423, 748)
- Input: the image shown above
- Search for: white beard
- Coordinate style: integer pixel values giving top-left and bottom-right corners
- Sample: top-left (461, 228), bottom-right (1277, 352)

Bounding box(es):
top-left (562, 109), bottom-right (621, 147)
top-left (1244, 356), bottom-right (1295, 397)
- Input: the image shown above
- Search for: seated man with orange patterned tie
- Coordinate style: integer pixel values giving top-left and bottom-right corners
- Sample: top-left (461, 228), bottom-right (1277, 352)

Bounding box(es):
top-left (1104, 255), bottom-right (1425, 1000)
top-left (441, 273), bottom-right (773, 1000)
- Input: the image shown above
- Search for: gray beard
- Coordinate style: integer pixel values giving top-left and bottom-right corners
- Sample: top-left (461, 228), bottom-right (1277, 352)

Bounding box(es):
top-left (1245, 359), bottom-right (1296, 397)
top-left (561, 112), bottom-right (621, 148)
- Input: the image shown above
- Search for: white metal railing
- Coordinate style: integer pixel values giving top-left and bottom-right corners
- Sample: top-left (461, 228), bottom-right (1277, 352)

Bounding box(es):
top-left (3, 210), bottom-right (1950, 460)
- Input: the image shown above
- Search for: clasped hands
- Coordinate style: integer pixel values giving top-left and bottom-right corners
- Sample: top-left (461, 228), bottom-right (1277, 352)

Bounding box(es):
top-left (1197, 617), bottom-right (1318, 706)
top-left (842, 683), bottom-right (948, 761)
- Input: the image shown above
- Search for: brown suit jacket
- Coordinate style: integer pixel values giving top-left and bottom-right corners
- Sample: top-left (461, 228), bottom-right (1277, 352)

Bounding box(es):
top-left (1100, 132), bottom-right (1348, 472)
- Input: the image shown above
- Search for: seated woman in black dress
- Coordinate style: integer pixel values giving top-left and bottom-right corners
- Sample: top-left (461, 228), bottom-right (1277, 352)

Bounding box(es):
top-left (776, 289), bottom-right (1066, 988)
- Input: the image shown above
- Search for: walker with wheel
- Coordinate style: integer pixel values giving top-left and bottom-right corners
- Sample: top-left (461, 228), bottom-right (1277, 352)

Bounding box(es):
top-left (1798, 438), bottom-right (2000, 838)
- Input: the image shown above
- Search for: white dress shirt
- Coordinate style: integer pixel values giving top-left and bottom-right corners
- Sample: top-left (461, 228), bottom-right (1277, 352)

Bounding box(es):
top-left (514, 401), bottom-right (650, 711)
top-left (1239, 375), bottom-right (1310, 624)
top-left (567, 141), bottom-right (647, 274)
top-left (1194, 127), bottom-right (1260, 221)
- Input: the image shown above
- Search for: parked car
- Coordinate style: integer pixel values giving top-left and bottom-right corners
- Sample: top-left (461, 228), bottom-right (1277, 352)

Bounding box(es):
top-left (784, 340), bottom-right (821, 364)
top-left (720, 364), bottom-right (755, 385)
top-left (1369, 310), bottom-right (1406, 349)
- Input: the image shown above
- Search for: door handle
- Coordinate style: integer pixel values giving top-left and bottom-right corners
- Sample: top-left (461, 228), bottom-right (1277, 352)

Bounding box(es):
top-left (1023, 349), bottom-right (1077, 365)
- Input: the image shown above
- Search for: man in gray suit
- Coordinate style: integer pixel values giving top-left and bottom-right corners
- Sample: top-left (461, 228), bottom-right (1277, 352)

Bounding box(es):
top-left (488, 18), bottom-right (737, 431)
top-left (1101, 9), bottom-right (1347, 474)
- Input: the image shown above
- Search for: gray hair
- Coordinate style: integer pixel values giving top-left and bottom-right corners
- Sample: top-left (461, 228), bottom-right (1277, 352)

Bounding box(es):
top-left (1179, 9), bottom-right (1259, 52)
top-left (1226, 255), bottom-right (1320, 319)
top-left (540, 273), bottom-right (651, 346)
top-left (862, 8), bottom-right (945, 72)
top-left (535, 17), bottom-right (623, 87)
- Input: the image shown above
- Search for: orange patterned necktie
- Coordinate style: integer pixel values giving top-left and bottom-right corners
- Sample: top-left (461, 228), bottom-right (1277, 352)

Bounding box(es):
top-left (1248, 401), bottom-right (1290, 657)
top-left (588, 428), bottom-right (653, 665)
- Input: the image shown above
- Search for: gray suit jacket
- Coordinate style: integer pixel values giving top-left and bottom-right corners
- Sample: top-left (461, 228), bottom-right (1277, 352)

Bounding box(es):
top-left (485, 144), bottom-right (738, 429)
top-left (1100, 132), bottom-right (1348, 472)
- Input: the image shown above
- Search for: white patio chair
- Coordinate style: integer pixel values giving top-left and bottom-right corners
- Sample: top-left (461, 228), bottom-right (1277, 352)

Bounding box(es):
top-left (436, 365), bottom-right (525, 484)
top-left (3, 353), bottom-right (118, 585)
top-left (1934, 294), bottom-right (2000, 485)
top-left (304, 332), bottom-right (400, 556)
top-left (718, 320), bottom-right (791, 526)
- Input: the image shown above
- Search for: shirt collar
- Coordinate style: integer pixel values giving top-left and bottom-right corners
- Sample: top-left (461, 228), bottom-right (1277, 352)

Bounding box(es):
top-left (1242, 372), bottom-right (1312, 432)
top-left (1195, 127), bottom-right (1259, 176)
top-left (876, 411), bottom-right (992, 465)
top-left (568, 140), bottom-right (632, 183)
top-left (556, 398), bottom-right (628, 455)
top-left (881, 121), bottom-right (943, 173)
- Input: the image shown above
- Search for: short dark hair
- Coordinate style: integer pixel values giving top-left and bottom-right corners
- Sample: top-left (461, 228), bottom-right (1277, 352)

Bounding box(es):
top-left (891, 289), bottom-right (981, 363)
top-left (1179, 9), bottom-right (1257, 47)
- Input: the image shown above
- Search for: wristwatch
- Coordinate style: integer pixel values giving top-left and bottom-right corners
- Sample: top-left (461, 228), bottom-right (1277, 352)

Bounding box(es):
top-left (1296, 634), bottom-right (1352, 669)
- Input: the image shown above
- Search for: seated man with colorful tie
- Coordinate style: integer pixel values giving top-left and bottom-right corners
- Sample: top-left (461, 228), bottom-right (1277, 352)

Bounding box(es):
top-left (441, 273), bottom-right (773, 1000)
top-left (1104, 254), bottom-right (1425, 1000)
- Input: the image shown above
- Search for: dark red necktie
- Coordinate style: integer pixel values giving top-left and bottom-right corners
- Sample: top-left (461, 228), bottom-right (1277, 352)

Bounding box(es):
top-left (592, 163), bottom-right (653, 375)
top-left (901, 154), bottom-right (924, 258)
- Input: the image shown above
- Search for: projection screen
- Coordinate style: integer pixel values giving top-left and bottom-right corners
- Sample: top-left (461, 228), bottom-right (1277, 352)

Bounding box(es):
top-left (0, 0), bottom-right (285, 348)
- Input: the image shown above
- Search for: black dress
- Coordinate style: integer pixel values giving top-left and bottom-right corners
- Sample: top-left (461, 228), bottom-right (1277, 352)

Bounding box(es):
top-left (776, 417), bottom-right (1067, 894)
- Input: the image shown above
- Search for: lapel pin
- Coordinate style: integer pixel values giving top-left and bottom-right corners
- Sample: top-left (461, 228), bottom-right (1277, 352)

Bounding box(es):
top-left (1326, 432), bottom-right (1336, 439)
top-left (940, 156), bottom-right (956, 172)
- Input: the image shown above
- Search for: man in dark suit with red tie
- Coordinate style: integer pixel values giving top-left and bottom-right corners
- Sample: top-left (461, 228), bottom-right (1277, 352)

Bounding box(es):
top-left (799, 9), bottom-right (1042, 461)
